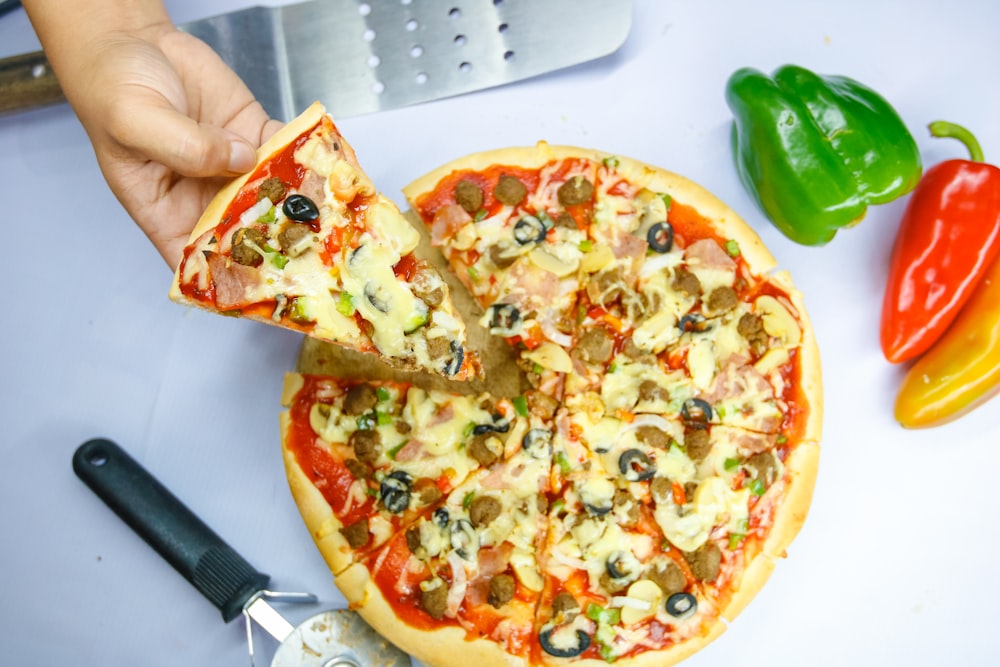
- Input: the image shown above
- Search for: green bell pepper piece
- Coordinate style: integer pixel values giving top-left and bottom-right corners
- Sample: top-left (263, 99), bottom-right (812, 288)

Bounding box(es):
top-left (725, 64), bottom-right (922, 246)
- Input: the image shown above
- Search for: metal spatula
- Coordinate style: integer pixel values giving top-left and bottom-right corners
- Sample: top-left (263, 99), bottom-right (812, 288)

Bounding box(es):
top-left (73, 438), bottom-right (410, 667)
top-left (0, 0), bottom-right (632, 119)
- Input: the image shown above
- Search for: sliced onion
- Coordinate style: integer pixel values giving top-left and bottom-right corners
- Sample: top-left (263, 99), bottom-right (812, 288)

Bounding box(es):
top-left (540, 318), bottom-right (574, 347)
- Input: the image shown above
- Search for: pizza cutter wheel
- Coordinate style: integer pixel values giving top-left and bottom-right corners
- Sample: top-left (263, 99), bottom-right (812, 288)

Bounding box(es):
top-left (73, 438), bottom-right (411, 667)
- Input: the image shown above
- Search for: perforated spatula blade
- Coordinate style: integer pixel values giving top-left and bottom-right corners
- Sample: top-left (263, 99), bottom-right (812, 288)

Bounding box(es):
top-left (0, 0), bottom-right (632, 119)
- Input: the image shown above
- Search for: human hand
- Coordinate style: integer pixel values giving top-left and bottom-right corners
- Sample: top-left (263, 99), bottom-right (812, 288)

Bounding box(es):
top-left (65, 27), bottom-right (284, 268)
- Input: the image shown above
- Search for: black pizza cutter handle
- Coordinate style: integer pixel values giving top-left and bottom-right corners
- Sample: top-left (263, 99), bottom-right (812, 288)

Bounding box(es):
top-left (73, 438), bottom-right (270, 622)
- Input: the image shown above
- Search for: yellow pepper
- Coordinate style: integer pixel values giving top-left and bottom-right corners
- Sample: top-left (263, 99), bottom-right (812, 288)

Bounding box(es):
top-left (895, 254), bottom-right (1000, 428)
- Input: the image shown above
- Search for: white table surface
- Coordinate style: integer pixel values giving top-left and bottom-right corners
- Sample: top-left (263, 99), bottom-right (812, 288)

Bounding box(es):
top-left (2, 1), bottom-right (998, 665)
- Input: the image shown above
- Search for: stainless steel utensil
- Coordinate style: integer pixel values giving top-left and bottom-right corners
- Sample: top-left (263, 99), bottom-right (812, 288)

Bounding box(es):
top-left (73, 438), bottom-right (411, 667)
top-left (1, 0), bottom-right (632, 119)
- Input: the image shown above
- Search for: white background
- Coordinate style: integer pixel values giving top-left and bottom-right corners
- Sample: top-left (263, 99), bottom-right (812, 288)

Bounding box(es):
top-left (1, 1), bottom-right (998, 666)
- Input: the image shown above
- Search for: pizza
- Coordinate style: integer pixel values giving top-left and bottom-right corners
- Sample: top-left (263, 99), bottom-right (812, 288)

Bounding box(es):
top-left (280, 142), bottom-right (822, 667)
top-left (169, 102), bottom-right (481, 380)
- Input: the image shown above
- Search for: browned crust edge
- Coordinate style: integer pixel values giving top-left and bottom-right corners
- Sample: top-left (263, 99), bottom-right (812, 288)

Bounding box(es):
top-left (279, 376), bottom-right (357, 577)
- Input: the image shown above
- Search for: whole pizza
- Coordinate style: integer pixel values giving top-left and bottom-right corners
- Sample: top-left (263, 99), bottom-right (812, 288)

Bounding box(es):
top-left (275, 126), bottom-right (822, 667)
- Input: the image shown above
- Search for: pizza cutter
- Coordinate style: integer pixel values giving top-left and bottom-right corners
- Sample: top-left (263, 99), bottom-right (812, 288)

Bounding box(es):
top-left (72, 438), bottom-right (411, 667)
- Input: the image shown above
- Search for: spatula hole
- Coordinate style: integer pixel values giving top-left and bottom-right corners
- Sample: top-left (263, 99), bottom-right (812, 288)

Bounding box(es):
top-left (503, 50), bottom-right (515, 61)
top-left (357, 3), bottom-right (371, 16)
top-left (367, 54), bottom-right (380, 68)
top-left (448, 8), bottom-right (461, 19)
top-left (454, 34), bottom-right (466, 46)
top-left (363, 29), bottom-right (375, 42)
top-left (459, 62), bottom-right (472, 73)
top-left (415, 72), bottom-right (428, 85)
top-left (498, 23), bottom-right (509, 34)
top-left (410, 45), bottom-right (424, 58)
top-left (372, 81), bottom-right (385, 94)
top-left (405, 18), bottom-right (419, 31)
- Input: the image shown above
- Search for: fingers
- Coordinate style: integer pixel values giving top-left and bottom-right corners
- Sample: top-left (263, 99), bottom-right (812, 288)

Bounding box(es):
top-left (109, 99), bottom-right (259, 177)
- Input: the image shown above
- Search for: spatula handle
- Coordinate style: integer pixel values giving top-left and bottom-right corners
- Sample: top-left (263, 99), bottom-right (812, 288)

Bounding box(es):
top-left (73, 438), bottom-right (269, 622)
top-left (0, 50), bottom-right (66, 115)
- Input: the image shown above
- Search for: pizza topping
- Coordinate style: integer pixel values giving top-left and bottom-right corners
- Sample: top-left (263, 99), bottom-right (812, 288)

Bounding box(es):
top-left (647, 559), bottom-right (687, 596)
top-left (484, 303), bottom-right (522, 337)
top-left (684, 541), bottom-right (722, 582)
top-left (683, 428), bottom-right (712, 461)
top-left (276, 222), bottom-right (313, 258)
top-left (343, 383), bottom-right (378, 415)
top-left (449, 518), bottom-right (479, 559)
top-left (379, 470), bottom-right (413, 513)
top-left (539, 625), bottom-right (591, 659)
top-left (522, 428), bottom-right (554, 459)
top-left (664, 591), bottom-right (698, 619)
top-left (349, 429), bottom-right (380, 463)
top-left (256, 176), bottom-right (287, 203)
top-left (579, 476), bottom-right (616, 516)
top-left (513, 215), bottom-right (549, 245)
top-left (575, 326), bottom-right (615, 364)
top-left (647, 221), bottom-right (675, 253)
top-left (605, 550), bottom-right (641, 583)
top-left (231, 227), bottom-right (267, 267)
top-left (340, 518), bottom-right (370, 549)
top-left (468, 495), bottom-right (502, 527)
top-left (454, 179), bottom-right (484, 214)
top-left (681, 398), bottom-right (713, 426)
top-left (706, 286), bottom-right (739, 315)
top-left (619, 449), bottom-right (656, 482)
top-left (487, 574), bottom-right (516, 608)
top-left (494, 174), bottom-right (527, 205)
top-left (419, 577), bottom-right (449, 620)
top-left (557, 176), bottom-right (595, 206)
top-left (282, 193), bottom-right (320, 222)
top-left (616, 579), bottom-right (663, 626)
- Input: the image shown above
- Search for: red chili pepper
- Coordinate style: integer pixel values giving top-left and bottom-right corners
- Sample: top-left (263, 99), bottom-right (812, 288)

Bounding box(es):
top-left (880, 122), bottom-right (1000, 363)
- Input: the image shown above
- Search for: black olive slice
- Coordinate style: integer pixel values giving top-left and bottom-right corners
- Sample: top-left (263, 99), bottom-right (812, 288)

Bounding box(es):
top-left (665, 592), bottom-right (698, 619)
top-left (473, 414), bottom-right (512, 436)
top-left (486, 303), bottom-right (522, 336)
top-left (583, 501), bottom-right (613, 516)
top-left (364, 282), bottom-right (390, 313)
top-left (681, 398), bottom-right (713, 425)
top-left (282, 194), bottom-right (320, 222)
top-left (539, 626), bottom-right (591, 658)
top-left (647, 221), bottom-right (674, 253)
top-left (433, 507), bottom-right (450, 527)
top-left (678, 313), bottom-right (712, 333)
top-left (618, 449), bottom-right (656, 482)
top-left (606, 551), bottom-right (636, 580)
top-left (522, 428), bottom-right (553, 459)
top-left (380, 471), bottom-right (413, 514)
top-left (442, 341), bottom-right (464, 377)
top-left (449, 518), bottom-right (479, 559)
top-left (513, 215), bottom-right (548, 245)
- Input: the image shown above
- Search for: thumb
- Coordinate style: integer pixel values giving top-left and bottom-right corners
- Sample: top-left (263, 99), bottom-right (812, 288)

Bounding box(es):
top-left (112, 102), bottom-right (257, 177)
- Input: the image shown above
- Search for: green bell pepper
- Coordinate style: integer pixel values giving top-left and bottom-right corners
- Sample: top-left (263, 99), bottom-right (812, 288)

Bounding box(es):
top-left (725, 64), bottom-right (922, 246)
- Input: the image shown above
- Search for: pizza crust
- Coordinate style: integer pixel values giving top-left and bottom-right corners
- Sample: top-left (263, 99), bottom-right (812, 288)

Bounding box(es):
top-left (335, 562), bottom-right (530, 667)
top-left (280, 410), bottom-right (357, 577)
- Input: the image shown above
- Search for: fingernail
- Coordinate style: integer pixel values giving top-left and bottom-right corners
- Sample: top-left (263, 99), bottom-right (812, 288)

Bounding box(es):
top-left (228, 140), bottom-right (256, 172)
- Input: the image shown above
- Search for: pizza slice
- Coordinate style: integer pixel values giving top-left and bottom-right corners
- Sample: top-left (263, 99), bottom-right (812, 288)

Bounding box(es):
top-left (403, 145), bottom-right (616, 398)
top-left (530, 400), bottom-right (818, 664)
top-left (333, 414), bottom-right (556, 667)
top-left (279, 372), bottom-right (525, 576)
top-left (170, 102), bottom-right (480, 380)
